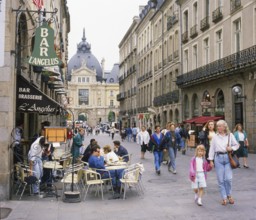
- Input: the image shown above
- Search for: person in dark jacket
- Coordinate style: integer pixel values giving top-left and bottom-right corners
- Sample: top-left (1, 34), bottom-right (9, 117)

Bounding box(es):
top-left (148, 125), bottom-right (166, 175)
top-left (113, 140), bottom-right (129, 162)
top-left (81, 139), bottom-right (96, 162)
top-left (164, 122), bottom-right (181, 174)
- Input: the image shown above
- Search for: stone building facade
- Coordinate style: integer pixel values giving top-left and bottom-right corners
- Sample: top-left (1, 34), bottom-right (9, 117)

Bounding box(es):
top-left (118, 0), bottom-right (256, 151)
top-left (0, 0), bottom-right (70, 199)
top-left (177, 0), bottom-right (256, 152)
top-left (68, 33), bottom-right (119, 127)
top-left (118, 0), bottom-right (182, 129)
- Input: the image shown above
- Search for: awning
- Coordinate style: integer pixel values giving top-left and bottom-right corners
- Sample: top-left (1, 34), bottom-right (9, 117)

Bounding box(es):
top-left (16, 75), bottom-right (61, 114)
top-left (183, 116), bottom-right (224, 126)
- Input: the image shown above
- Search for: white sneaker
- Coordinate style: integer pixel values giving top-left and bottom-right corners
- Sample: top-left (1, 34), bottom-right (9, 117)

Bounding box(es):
top-left (197, 198), bottom-right (202, 206)
top-left (173, 170), bottom-right (177, 174)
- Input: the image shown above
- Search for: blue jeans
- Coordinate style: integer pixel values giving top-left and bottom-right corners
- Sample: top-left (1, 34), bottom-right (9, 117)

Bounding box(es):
top-left (101, 169), bottom-right (123, 187)
top-left (214, 154), bottom-right (233, 200)
top-left (153, 151), bottom-right (163, 171)
top-left (168, 147), bottom-right (177, 170)
top-left (31, 158), bottom-right (43, 193)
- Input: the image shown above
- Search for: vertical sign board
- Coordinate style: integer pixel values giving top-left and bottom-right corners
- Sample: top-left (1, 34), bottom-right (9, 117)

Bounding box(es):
top-left (0, 0), bottom-right (6, 67)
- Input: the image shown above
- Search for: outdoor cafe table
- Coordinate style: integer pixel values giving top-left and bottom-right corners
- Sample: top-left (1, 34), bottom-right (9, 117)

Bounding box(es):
top-left (43, 161), bottom-right (63, 170)
top-left (105, 164), bottom-right (127, 171)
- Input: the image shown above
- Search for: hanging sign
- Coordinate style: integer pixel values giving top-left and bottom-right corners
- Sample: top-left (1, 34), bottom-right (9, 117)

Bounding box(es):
top-left (16, 75), bottom-right (60, 114)
top-left (28, 22), bottom-right (61, 66)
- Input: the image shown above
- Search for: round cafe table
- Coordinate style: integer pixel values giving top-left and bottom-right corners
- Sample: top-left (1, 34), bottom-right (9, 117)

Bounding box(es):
top-left (105, 165), bottom-right (127, 171)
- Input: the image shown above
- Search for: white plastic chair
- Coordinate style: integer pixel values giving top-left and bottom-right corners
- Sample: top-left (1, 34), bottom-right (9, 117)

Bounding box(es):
top-left (120, 167), bottom-right (142, 200)
top-left (83, 169), bottom-right (104, 200)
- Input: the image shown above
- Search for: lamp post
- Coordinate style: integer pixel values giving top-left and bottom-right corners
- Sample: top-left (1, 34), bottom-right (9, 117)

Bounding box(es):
top-left (63, 108), bottom-right (81, 203)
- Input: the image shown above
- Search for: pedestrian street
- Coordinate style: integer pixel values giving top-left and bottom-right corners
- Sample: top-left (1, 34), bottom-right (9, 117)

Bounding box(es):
top-left (3, 132), bottom-right (256, 220)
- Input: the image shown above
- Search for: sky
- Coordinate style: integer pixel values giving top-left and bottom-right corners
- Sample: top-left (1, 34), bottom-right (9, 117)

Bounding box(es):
top-left (67, 0), bottom-right (149, 71)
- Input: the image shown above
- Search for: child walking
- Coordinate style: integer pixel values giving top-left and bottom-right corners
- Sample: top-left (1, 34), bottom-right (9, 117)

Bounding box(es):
top-left (189, 144), bottom-right (212, 206)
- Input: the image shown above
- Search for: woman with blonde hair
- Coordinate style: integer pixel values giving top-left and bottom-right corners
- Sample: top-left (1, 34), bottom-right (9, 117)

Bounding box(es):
top-left (103, 145), bottom-right (119, 164)
top-left (233, 123), bottom-right (249, 168)
top-left (208, 120), bottom-right (239, 205)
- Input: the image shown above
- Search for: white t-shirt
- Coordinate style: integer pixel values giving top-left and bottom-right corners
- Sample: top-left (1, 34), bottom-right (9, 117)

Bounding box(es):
top-left (196, 157), bottom-right (204, 172)
top-left (105, 151), bottom-right (119, 163)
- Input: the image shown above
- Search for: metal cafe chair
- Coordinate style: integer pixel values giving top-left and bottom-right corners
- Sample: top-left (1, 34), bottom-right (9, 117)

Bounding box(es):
top-left (15, 163), bottom-right (40, 200)
top-left (119, 167), bottom-right (143, 200)
top-left (83, 169), bottom-right (104, 201)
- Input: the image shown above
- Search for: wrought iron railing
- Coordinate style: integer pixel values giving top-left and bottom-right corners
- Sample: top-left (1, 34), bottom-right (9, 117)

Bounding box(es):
top-left (200, 16), bottom-right (210, 31)
top-left (176, 45), bottom-right (256, 87)
top-left (182, 31), bottom-right (189, 44)
top-left (153, 90), bottom-right (179, 107)
top-left (212, 7), bottom-right (223, 23)
top-left (230, 0), bottom-right (241, 14)
top-left (190, 24), bottom-right (198, 38)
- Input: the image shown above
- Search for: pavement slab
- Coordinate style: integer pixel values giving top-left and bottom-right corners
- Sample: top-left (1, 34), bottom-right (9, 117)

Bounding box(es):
top-left (1, 132), bottom-right (256, 220)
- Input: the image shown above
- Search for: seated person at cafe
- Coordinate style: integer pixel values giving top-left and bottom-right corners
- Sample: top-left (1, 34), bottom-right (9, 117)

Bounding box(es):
top-left (88, 145), bottom-right (123, 192)
top-left (82, 139), bottom-right (97, 163)
top-left (103, 145), bottom-right (119, 164)
top-left (113, 141), bottom-right (129, 162)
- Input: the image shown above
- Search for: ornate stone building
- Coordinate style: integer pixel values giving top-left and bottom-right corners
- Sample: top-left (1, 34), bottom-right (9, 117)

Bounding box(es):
top-left (67, 32), bottom-right (119, 126)
top-left (118, 0), bottom-right (182, 129)
top-left (177, 0), bottom-right (256, 152)
top-left (119, 0), bottom-right (256, 151)
top-left (0, 0), bottom-right (70, 199)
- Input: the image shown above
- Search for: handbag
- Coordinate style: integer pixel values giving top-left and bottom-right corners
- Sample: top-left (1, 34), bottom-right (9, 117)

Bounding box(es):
top-left (227, 134), bottom-right (240, 169)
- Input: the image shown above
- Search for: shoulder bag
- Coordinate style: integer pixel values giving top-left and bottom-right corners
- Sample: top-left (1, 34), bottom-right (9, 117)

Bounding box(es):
top-left (227, 134), bottom-right (240, 169)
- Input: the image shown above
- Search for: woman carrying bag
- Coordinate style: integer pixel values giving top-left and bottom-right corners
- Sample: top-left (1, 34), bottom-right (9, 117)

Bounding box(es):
top-left (208, 120), bottom-right (239, 206)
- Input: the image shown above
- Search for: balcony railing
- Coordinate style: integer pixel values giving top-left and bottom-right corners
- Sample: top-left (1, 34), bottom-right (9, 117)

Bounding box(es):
top-left (167, 14), bottom-right (179, 31)
top-left (176, 45), bottom-right (256, 88)
top-left (182, 31), bottom-right (189, 44)
top-left (168, 54), bottom-right (173, 62)
top-left (153, 90), bottom-right (180, 107)
top-left (174, 50), bottom-right (179, 59)
top-left (230, 0), bottom-right (241, 14)
top-left (200, 16), bottom-right (210, 31)
top-left (212, 7), bottom-right (223, 23)
top-left (117, 92), bottom-right (125, 101)
top-left (190, 25), bottom-right (198, 38)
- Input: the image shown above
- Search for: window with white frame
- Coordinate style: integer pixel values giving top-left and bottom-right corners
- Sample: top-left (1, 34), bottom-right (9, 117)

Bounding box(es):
top-left (193, 44), bottom-right (198, 69)
top-left (78, 77), bottom-right (81, 83)
top-left (234, 19), bottom-right (241, 52)
top-left (87, 77), bottom-right (90, 83)
top-left (110, 90), bottom-right (113, 96)
top-left (216, 29), bottom-right (222, 59)
top-left (110, 100), bottom-right (114, 107)
top-left (82, 77), bottom-right (85, 83)
top-left (203, 38), bottom-right (210, 64)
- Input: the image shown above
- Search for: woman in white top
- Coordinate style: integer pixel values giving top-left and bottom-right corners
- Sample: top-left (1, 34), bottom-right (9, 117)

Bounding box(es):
top-left (208, 120), bottom-right (239, 206)
top-left (137, 126), bottom-right (150, 159)
top-left (103, 145), bottom-right (119, 163)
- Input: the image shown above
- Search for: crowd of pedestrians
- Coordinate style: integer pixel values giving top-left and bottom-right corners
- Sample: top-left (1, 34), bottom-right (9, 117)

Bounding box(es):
top-left (23, 119), bottom-right (250, 205)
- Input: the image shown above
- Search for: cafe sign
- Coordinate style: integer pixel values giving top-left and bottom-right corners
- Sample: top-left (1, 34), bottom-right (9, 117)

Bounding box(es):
top-left (28, 22), bottom-right (61, 67)
top-left (16, 75), bottom-right (59, 114)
